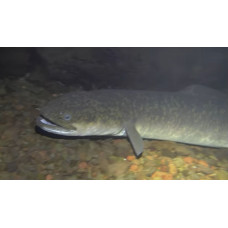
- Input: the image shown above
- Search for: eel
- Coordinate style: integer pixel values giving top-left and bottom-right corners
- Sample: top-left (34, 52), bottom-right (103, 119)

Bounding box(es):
top-left (36, 85), bottom-right (228, 157)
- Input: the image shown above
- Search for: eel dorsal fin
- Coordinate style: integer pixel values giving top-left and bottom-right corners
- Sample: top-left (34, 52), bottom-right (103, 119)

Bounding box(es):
top-left (179, 85), bottom-right (226, 100)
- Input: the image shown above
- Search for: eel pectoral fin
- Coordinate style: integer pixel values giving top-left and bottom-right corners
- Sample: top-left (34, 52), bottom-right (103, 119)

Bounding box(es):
top-left (125, 122), bottom-right (144, 158)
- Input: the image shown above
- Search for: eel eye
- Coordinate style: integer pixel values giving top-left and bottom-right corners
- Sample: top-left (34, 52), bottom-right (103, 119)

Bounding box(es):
top-left (64, 114), bottom-right (71, 121)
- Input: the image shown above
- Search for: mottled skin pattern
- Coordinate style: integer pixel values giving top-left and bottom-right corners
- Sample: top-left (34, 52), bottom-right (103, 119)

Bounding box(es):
top-left (37, 86), bottom-right (228, 148)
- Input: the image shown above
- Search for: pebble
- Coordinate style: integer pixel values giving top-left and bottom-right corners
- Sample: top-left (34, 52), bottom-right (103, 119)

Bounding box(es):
top-left (107, 161), bottom-right (129, 177)
top-left (183, 156), bottom-right (195, 164)
top-left (158, 165), bottom-right (169, 172)
top-left (46, 174), bottom-right (53, 180)
top-left (187, 172), bottom-right (200, 180)
top-left (195, 164), bottom-right (213, 175)
top-left (151, 171), bottom-right (173, 180)
top-left (197, 160), bottom-right (209, 167)
top-left (173, 157), bottom-right (185, 167)
top-left (126, 155), bottom-right (135, 161)
top-left (78, 162), bottom-right (88, 169)
top-left (129, 164), bottom-right (139, 172)
top-left (90, 157), bottom-right (99, 165)
top-left (168, 163), bottom-right (177, 175)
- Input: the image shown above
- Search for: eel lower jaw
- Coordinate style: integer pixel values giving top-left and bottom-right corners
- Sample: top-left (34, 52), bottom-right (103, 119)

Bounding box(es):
top-left (36, 116), bottom-right (78, 136)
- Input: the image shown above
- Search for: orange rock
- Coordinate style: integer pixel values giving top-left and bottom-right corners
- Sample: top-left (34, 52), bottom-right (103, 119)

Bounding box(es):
top-left (145, 155), bottom-right (154, 160)
top-left (46, 174), bottom-right (53, 180)
top-left (78, 161), bottom-right (88, 169)
top-left (160, 165), bottom-right (169, 172)
top-left (183, 156), bottom-right (195, 164)
top-left (168, 163), bottom-right (177, 175)
top-left (163, 173), bottom-right (173, 180)
top-left (151, 171), bottom-right (173, 180)
top-left (126, 155), bottom-right (135, 161)
top-left (151, 171), bottom-right (162, 180)
top-left (197, 160), bottom-right (209, 167)
top-left (129, 164), bottom-right (138, 172)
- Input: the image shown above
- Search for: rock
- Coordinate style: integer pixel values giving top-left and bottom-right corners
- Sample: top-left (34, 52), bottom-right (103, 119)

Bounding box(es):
top-left (183, 156), bottom-right (196, 164)
top-left (195, 164), bottom-right (214, 175)
top-left (129, 164), bottom-right (139, 172)
top-left (107, 160), bottom-right (129, 178)
top-left (215, 170), bottom-right (228, 179)
top-left (126, 155), bottom-right (135, 161)
top-left (187, 171), bottom-right (200, 180)
top-left (168, 163), bottom-right (177, 175)
top-left (151, 171), bottom-right (173, 180)
top-left (46, 174), bottom-right (53, 180)
top-left (90, 157), bottom-right (99, 166)
top-left (78, 162), bottom-right (88, 169)
top-left (173, 157), bottom-right (185, 167)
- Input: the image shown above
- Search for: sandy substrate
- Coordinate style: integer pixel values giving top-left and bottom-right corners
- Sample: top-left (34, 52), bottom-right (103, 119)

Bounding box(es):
top-left (1, 77), bottom-right (228, 180)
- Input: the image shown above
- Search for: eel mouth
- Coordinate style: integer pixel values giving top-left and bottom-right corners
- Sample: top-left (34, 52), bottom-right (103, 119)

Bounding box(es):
top-left (36, 115), bottom-right (78, 136)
